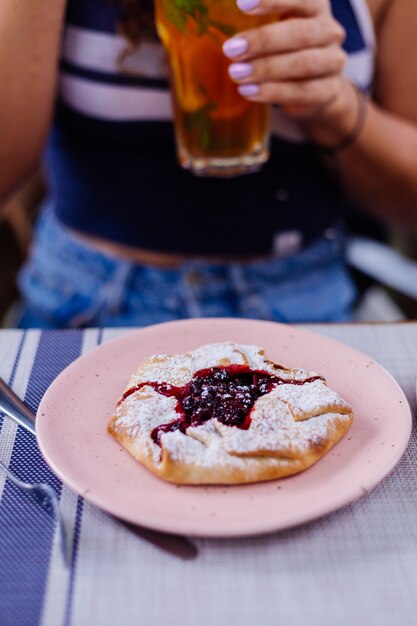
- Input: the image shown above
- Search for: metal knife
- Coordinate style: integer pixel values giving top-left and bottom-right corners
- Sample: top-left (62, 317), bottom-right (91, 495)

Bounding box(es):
top-left (0, 375), bottom-right (197, 560)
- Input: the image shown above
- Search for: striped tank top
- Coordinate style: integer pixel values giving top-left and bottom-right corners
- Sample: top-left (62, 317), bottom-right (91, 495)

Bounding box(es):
top-left (45, 0), bottom-right (376, 255)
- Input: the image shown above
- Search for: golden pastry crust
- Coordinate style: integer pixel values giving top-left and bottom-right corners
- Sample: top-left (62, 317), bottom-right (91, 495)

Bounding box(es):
top-left (107, 342), bottom-right (353, 484)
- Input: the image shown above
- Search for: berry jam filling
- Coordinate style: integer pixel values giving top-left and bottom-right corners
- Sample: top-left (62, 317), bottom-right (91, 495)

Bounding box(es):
top-left (118, 365), bottom-right (322, 446)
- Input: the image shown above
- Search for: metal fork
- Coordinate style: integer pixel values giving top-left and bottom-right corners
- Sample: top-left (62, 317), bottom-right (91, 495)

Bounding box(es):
top-left (0, 458), bottom-right (70, 566)
top-left (0, 376), bottom-right (197, 560)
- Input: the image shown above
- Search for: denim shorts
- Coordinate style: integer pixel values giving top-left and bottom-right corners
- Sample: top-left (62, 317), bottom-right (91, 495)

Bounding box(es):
top-left (17, 208), bottom-right (356, 329)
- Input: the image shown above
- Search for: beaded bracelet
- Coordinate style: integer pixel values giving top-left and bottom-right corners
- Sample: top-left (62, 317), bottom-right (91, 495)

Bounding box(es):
top-left (312, 86), bottom-right (368, 156)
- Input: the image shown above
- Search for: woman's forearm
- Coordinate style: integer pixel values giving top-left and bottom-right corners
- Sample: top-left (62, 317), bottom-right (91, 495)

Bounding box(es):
top-left (302, 79), bottom-right (417, 232)
top-left (0, 0), bottom-right (66, 201)
top-left (338, 100), bottom-right (417, 230)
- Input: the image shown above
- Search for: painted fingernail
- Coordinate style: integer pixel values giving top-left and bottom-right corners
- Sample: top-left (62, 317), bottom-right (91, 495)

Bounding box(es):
top-left (229, 63), bottom-right (253, 80)
top-left (238, 83), bottom-right (260, 97)
top-left (237, 0), bottom-right (260, 11)
top-left (223, 37), bottom-right (248, 59)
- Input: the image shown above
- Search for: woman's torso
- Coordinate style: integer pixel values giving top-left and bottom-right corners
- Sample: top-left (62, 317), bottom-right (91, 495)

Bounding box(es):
top-left (44, 0), bottom-right (376, 259)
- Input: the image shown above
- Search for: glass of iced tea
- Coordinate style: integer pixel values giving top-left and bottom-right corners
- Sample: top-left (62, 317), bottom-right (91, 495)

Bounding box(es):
top-left (154, 0), bottom-right (272, 177)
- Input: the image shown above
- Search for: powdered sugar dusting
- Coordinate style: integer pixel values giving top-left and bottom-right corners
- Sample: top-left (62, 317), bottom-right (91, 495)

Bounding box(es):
top-left (161, 427), bottom-right (293, 475)
top-left (190, 342), bottom-right (265, 372)
top-left (217, 388), bottom-right (351, 458)
top-left (127, 342), bottom-right (320, 389)
top-left (114, 387), bottom-right (179, 462)
top-left (273, 380), bottom-right (352, 421)
top-left (130, 353), bottom-right (192, 388)
top-left (110, 342), bottom-right (353, 472)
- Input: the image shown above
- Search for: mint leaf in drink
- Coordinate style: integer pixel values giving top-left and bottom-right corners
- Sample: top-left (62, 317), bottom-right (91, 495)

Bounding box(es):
top-left (165, 0), bottom-right (209, 33)
top-left (184, 102), bottom-right (217, 151)
top-left (164, 0), bottom-right (237, 38)
top-left (163, 0), bottom-right (187, 31)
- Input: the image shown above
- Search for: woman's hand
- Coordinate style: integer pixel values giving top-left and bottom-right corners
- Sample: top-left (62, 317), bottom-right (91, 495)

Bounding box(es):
top-left (223, 0), bottom-right (354, 124)
top-left (223, 0), bottom-right (417, 230)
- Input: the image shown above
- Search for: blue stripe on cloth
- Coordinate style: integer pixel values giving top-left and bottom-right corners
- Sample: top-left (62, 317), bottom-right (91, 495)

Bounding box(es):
top-left (64, 497), bottom-right (85, 626)
top-left (65, 0), bottom-right (368, 53)
top-left (66, 0), bottom-right (121, 34)
top-left (7, 332), bottom-right (26, 388)
top-left (0, 330), bottom-right (83, 626)
top-left (60, 59), bottom-right (169, 90)
top-left (330, 0), bottom-right (366, 53)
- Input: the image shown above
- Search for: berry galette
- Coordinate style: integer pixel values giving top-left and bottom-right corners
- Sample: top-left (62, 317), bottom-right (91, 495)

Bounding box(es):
top-left (108, 342), bottom-right (353, 484)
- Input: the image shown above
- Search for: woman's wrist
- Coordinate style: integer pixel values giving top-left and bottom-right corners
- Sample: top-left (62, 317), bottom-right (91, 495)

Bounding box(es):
top-left (300, 79), bottom-right (366, 153)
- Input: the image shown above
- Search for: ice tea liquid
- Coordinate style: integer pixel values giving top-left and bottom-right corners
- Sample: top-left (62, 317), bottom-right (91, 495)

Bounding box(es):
top-left (154, 0), bottom-right (272, 176)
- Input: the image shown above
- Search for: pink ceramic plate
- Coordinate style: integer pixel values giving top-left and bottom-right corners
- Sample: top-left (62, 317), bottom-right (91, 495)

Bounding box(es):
top-left (37, 319), bottom-right (412, 537)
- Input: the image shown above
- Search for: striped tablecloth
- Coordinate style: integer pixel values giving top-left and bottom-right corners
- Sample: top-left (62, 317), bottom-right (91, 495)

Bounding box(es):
top-left (0, 324), bottom-right (417, 626)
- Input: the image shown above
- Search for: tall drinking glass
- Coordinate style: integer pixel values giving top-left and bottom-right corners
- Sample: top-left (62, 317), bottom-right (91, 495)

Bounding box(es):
top-left (154, 0), bottom-right (273, 177)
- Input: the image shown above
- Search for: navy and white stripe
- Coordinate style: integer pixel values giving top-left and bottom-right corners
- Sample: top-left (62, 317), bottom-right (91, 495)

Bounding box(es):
top-left (60, 0), bottom-right (172, 122)
top-left (0, 331), bottom-right (84, 626)
top-left (62, 26), bottom-right (168, 81)
top-left (60, 25), bottom-right (172, 121)
top-left (337, 0), bottom-right (376, 91)
top-left (59, 0), bottom-right (375, 129)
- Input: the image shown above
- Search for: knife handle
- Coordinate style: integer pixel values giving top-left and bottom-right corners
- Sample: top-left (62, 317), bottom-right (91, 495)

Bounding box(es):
top-left (0, 377), bottom-right (36, 435)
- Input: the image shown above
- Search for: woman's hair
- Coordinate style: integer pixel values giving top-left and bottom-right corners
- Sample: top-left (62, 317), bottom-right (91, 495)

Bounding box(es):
top-left (117, 0), bottom-right (157, 45)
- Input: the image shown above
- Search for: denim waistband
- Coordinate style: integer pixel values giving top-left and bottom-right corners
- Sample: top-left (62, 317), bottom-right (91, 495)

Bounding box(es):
top-left (34, 207), bottom-right (342, 277)
top-left (18, 207), bottom-right (356, 328)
